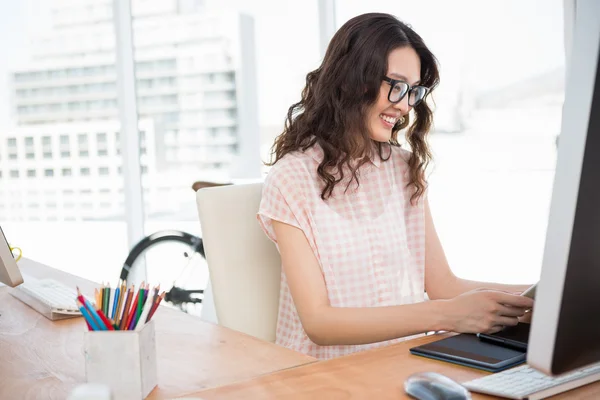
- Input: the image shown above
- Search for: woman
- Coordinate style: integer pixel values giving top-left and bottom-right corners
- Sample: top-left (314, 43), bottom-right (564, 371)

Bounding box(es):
top-left (257, 12), bottom-right (533, 359)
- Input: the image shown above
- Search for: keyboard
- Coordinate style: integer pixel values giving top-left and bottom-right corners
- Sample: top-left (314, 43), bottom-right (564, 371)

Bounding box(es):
top-left (10, 275), bottom-right (82, 320)
top-left (463, 363), bottom-right (600, 399)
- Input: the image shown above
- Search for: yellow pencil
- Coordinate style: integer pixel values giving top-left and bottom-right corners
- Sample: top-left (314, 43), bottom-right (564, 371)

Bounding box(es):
top-left (94, 288), bottom-right (100, 309)
top-left (98, 283), bottom-right (104, 310)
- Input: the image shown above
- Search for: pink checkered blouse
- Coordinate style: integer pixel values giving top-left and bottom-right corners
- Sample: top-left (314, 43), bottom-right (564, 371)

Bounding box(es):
top-left (257, 141), bottom-right (427, 359)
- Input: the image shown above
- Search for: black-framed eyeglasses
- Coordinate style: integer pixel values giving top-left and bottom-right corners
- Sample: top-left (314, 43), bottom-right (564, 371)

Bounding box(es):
top-left (382, 77), bottom-right (430, 106)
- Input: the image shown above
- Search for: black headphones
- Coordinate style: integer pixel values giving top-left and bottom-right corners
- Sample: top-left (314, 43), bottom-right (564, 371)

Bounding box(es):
top-left (119, 230), bottom-right (205, 282)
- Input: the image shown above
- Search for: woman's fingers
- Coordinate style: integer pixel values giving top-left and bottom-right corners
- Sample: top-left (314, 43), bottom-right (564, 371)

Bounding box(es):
top-left (495, 304), bottom-right (528, 317)
top-left (486, 325), bottom-right (505, 334)
top-left (495, 316), bottom-right (520, 327)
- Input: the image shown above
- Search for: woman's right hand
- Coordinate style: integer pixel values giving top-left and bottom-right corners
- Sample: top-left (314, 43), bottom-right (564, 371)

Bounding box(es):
top-left (442, 289), bottom-right (535, 334)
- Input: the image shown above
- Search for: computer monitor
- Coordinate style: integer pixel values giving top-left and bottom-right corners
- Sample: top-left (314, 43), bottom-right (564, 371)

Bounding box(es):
top-left (527, 0), bottom-right (600, 376)
top-left (0, 225), bottom-right (24, 287)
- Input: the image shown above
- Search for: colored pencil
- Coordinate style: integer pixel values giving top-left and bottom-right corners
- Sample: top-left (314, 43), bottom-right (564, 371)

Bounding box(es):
top-left (136, 286), bottom-right (145, 321)
top-left (126, 285), bottom-right (142, 330)
top-left (98, 283), bottom-right (104, 312)
top-left (115, 281), bottom-right (126, 326)
top-left (111, 286), bottom-right (120, 320)
top-left (76, 287), bottom-right (106, 331)
top-left (76, 300), bottom-right (100, 331)
top-left (119, 284), bottom-right (133, 325)
top-left (75, 288), bottom-right (92, 330)
top-left (94, 288), bottom-right (100, 309)
top-left (119, 286), bottom-right (134, 330)
top-left (103, 286), bottom-right (110, 316)
top-left (134, 289), bottom-right (155, 331)
top-left (76, 294), bottom-right (93, 331)
top-left (96, 308), bottom-right (115, 331)
top-left (146, 291), bottom-right (165, 323)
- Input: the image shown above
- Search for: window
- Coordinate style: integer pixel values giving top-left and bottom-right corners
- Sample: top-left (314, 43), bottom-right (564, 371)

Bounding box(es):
top-left (10, 170), bottom-right (19, 178)
top-left (115, 131), bottom-right (121, 155)
top-left (97, 131), bottom-right (109, 155)
top-left (44, 169), bottom-right (54, 177)
top-left (62, 168), bottom-right (72, 176)
top-left (27, 170), bottom-right (36, 178)
top-left (99, 167), bottom-right (110, 175)
top-left (2, 0), bottom-right (325, 288)
top-left (25, 137), bottom-right (34, 146)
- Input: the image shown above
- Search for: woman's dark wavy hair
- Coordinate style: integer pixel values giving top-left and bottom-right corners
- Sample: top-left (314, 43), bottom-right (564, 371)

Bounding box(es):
top-left (268, 13), bottom-right (440, 204)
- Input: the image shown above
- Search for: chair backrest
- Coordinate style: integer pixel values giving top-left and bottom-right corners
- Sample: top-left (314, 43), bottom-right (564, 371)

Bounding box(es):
top-left (196, 183), bottom-right (281, 342)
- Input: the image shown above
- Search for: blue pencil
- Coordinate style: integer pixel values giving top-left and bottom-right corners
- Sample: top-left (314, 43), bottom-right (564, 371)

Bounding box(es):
top-left (82, 298), bottom-right (106, 331)
top-left (76, 287), bottom-right (106, 331)
top-left (76, 300), bottom-right (101, 331)
top-left (111, 287), bottom-right (120, 320)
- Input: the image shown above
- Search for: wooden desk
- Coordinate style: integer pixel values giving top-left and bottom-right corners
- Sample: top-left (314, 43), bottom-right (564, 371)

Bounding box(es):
top-left (0, 259), bottom-right (316, 400)
top-left (193, 334), bottom-right (600, 399)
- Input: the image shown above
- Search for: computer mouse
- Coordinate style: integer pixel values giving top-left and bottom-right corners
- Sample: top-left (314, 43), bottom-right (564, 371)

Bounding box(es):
top-left (404, 372), bottom-right (471, 400)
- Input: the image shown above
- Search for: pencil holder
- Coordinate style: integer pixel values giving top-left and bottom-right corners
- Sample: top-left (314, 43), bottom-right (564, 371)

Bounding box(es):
top-left (83, 320), bottom-right (158, 400)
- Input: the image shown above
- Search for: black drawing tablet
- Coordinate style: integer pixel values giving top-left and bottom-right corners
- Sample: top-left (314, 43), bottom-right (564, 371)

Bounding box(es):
top-left (410, 333), bottom-right (526, 373)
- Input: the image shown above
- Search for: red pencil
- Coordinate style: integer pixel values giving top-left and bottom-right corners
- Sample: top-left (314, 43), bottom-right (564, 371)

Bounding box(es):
top-left (124, 285), bottom-right (142, 330)
top-left (76, 287), bottom-right (93, 330)
top-left (146, 291), bottom-right (165, 322)
top-left (95, 308), bottom-right (115, 330)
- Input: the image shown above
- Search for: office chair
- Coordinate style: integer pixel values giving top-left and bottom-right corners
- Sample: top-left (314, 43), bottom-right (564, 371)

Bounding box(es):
top-left (117, 181), bottom-right (232, 317)
top-left (196, 183), bottom-right (281, 342)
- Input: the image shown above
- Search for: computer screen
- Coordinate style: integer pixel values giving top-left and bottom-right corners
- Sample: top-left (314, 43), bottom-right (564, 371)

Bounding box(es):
top-left (0, 225), bottom-right (23, 287)
top-left (527, 0), bottom-right (600, 376)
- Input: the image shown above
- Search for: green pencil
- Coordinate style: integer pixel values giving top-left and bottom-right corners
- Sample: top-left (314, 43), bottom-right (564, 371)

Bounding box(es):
top-left (136, 286), bottom-right (145, 322)
top-left (103, 286), bottom-right (110, 315)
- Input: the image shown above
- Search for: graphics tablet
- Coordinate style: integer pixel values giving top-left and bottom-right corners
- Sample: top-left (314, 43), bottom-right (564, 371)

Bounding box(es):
top-left (409, 333), bottom-right (526, 373)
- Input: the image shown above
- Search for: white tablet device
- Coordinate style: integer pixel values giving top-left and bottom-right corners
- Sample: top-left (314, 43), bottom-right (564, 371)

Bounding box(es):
top-left (0, 226), bottom-right (23, 287)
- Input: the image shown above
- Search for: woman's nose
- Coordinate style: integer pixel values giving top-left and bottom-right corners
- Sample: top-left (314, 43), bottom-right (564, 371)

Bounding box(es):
top-left (393, 95), bottom-right (410, 114)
